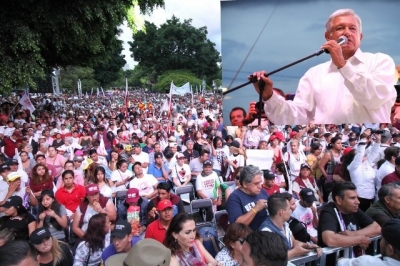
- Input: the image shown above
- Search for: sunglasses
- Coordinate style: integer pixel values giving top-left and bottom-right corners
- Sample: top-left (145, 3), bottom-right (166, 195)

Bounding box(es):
top-left (237, 238), bottom-right (245, 245)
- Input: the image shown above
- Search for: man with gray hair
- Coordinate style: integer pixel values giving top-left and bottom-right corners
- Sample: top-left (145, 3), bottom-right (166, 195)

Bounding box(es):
top-left (251, 8), bottom-right (396, 124)
top-left (366, 183), bottom-right (400, 227)
top-left (226, 165), bottom-right (269, 231)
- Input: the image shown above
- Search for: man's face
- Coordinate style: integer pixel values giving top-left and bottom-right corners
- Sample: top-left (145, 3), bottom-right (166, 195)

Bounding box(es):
top-left (230, 109), bottom-right (245, 126)
top-left (154, 144), bottom-right (161, 153)
top-left (155, 157), bottom-right (163, 165)
top-left (263, 179), bottom-right (275, 188)
top-left (158, 189), bottom-right (170, 200)
top-left (9, 178), bottom-right (21, 191)
top-left (36, 157), bottom-right (45, 165)
top-left (386, 188), bottom-right (400, 213)
top-left (326, 15), bottom-right (362, 59)
top-left (159, 207), bottom-right (173, 222)
top-left (300, 168), bottom-right (311, 178)
top-left (112, 234), bottom-right (132, 253)
top-left (133, 165), bottom-right (143, 176)
top-left (244, 174), bottom-right (263, 196)
top-left (337, 190), bottom-right (360, 213)
top-left (200, 153), bottom-right (209, 162)
top-left (203, 165), bottom-right (213, 176)
top-left (63, 174), bottom-right (74, 188)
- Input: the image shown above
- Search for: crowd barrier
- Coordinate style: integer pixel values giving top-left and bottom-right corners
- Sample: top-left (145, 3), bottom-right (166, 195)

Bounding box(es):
top-left (289, 235), bottom-right (382, 266)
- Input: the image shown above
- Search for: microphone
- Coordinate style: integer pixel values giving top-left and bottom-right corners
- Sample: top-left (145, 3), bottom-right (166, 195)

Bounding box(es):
top-left (318, 36), bottom-right (348, 55)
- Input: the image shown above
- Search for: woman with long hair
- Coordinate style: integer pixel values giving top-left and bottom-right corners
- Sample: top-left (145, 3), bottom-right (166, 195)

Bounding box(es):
top-left (164, 213), bottom-right (222, 266)
top-left (19, 151), bottom-right (36, 177)
top-left (319, 136), bottom-right (343, 184)
top-left (341, 131), bottom-right (381, 212)
top-left (30, 164), bottom-right (54, 198)
top-left (30, 227), bottom-right (73, 266)
top-left (193, 131), bottom-right (207, 154)
top-left (45, 146), bottom-right (66, 181)
top-left (0, 196), bottom-right (36, 240)
top-left (0, 228), bottom-right (16, 247)
top-left (37, 190), bottom-right (68, 242)
top-left (215, 223), bottom-right (252, 265)
top-left (73, 213), bottom-right (111, 266)
top-left (93, 167), bottom-right (114, 198)
top-left (110, 159), bottom-right (133, 192)
top-left (268, 133), bottom-right (285, 165)
top-left (79, 129), bottom-right (93, 149)
top-left (225, 140), bottom-right (246, 182)
top-left (108, 150), bottom-right (120, 171)
top-left (306, 142), bottom-right (324, 181)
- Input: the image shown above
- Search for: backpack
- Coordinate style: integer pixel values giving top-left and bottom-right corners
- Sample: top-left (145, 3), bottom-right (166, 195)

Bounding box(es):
top-left (198, 226), bottom-right (220, 258)
top-left (288, 217), bottom-right (310, 243)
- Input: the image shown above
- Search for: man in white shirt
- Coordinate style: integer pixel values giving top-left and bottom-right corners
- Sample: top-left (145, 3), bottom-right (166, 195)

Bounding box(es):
top-left (131, 143), bottom-right (149, 174)
top-left (251, 9), bottom-right (396, 124)
top-left (196, 160), bottom-right (221, 215)
top-left (129, 162), bottom-right (158, 200)
top-left (375, 147), bottom-right (400, 192)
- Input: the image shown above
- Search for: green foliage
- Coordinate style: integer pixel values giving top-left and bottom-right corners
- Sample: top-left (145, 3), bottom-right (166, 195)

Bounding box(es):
top-left (0, 0), bottom-right (164, 93)
top-left (130, 16), bottom-right (221, 79)
top-left (153, 70), bottom-right (202, 93)
top-left (60, 66), bottom-right (100, 94)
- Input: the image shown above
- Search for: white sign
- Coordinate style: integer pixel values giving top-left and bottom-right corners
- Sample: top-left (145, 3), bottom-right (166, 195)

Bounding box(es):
top-left (246, 150), bottom-right (273, 170)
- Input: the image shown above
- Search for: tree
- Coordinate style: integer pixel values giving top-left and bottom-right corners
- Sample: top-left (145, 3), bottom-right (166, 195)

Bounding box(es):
top-left (60, 66), bottom-right (99, 94)
top-left (130, 16), bottom-right (221, 79)
top-left (0, 0), bottom-right (164, 94)
top-left (153, 70), bottom-right (202, 93)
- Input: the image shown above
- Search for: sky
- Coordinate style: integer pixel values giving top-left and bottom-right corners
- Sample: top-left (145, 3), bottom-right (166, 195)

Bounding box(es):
top-left (119, 0), bottom-right (222, 69)
top-left (222, 0), bottom-right (400, 121)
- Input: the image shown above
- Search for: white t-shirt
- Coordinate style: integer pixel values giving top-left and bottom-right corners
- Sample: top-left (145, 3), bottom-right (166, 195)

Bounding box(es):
top-left (212, 146), bottom-right (230, 171)
top-left (99, 184), bottom-right (114, 198)
top-left (292, 200), bottom-right (318, 237)
top-left (110, 169), bottom-right (133, 192)
top-left (171, 163), bottom-right (191, 184)
top-left (131, 152), bottom-right (149, 174)
top-left (129, 174), bottom-right (158, 197)
top-left (196, 172), bottom-right (219, 199)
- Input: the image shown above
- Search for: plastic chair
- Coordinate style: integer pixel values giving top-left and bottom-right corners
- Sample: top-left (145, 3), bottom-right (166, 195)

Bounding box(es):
top-left (175, 185), bottom-right (195, 212)
top-left (190, 198), bottom-right (215, 227)
top-left (113, 189), bottom-right (128, 206)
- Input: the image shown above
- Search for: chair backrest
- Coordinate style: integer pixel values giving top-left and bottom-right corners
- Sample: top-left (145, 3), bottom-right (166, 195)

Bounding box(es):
top-left (114, 189), bottom-right (128, 205)
top-left (175, 185), bottom-right (194, 196)
top-left (190, 199), bottom-right (213, 211)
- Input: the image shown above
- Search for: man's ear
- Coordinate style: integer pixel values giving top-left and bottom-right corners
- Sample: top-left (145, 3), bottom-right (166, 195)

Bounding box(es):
top-left (325, 31), bottom-right (331, 41)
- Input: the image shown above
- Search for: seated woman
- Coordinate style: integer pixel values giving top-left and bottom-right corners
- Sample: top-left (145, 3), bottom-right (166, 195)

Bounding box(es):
top-left (30, 164), bottom-right (54, 198)
top-left (72, 184), bottom-right (116, 238)
top-left (0, 196), bottom-right (36, 240)
top-left (292, 163), bottom-right (322, 203)
top-left (93, 166), bottom-right (114, 198)
top-left (215, 223), bottom-right (252, 266)
top-left (30, 227), bottom-right (73, 265)
top-left (0, 228), bottom-right (16, 247)
top-left (164, 213), bottom-right (222, 266)
top-left (19, 151), bottom-right (36, 178)
top-left (37, 189), bottom-right (68, 242)
top-left (110, 159), bottom-right (133, 192)
top-left (73, 213), bottom-right (111, 266)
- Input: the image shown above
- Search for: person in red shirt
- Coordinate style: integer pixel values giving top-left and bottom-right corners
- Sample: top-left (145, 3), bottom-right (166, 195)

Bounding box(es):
top-left (55, 170), bottom-right (85, 218)
top-left (30, 164), bottom-right (54, 198)
top-left (262, 170), bottom-right (280, 196)
top-left (144, 199), bottom-right (173, 244)
top-left (1, 130), bottom-right (23, 158)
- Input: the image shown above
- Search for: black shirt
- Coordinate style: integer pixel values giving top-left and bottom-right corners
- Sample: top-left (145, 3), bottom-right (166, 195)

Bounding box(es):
top-left (39, 241), bottom-right (73, 266)
top-left (0, 213), bottom-right (36, 240)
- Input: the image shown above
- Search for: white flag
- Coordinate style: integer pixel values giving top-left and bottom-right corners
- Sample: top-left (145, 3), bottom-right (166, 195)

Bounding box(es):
top-left (19, 93), bottom-right (35, 113)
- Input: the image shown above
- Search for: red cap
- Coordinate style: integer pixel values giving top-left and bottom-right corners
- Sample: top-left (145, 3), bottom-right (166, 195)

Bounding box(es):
top-left (273, 131), bottom-right (285, 142)
top-left (290, 131), bottom-right (297, 138)
top-left (157, 200), bottom-right (173, 211)
top-left (343, 147), bottom-right (353, 156)
top-left (86, 184), bottom-right (100, 196)
top-left (126, 188), bottom-right (140, 203)
top-left (269, 135), bottom-right (277, 142)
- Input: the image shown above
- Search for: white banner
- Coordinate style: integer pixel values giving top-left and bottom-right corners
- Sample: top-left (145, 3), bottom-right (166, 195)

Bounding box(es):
top-left (246, 150), bottom-right (273, 170)
top-left (19, 93), bottom-right (35, 113)
top-left (170, 82), bottom-right (191, 96)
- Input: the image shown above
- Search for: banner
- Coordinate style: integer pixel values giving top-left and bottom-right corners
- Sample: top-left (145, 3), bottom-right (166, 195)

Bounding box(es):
top-left (246, 150), bottom-right (273, 170)
top-left (125, 79), bottom-right (129, 117)
top-left (170, 82), bottom-right (192, 96)
top-left (19, 92), bottom-right (36, 113)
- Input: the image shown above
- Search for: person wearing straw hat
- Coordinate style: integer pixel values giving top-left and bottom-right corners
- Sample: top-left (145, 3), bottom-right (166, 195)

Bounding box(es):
top-left (105, 238), bottom-right (171, 266)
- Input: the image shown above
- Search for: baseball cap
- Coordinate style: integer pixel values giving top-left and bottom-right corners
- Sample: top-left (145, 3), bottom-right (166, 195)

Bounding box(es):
top-left (125, 145), bottom-right (132, 151)
top-left (348, 137), bottom-right (357, 142)
top-left (1, 196), bottom-right (22, 208)
top-left (230, 140), bottom-right (241, 148)
top-left (132, 143), bottom-right (140, 148)
top-left (300, 163), bottom-right (311, 170)
top-left (0, 163), bottom-right (10, 172)
top-left (12, 131), bottom-right (23, 138)
top-left (111, 220), bottom-right (132, 238)
top-left (30, 227), bottom-right (52, 245)
top-left (86, 184), bottom-right (100, 196)
top-left (300, 188), bottom-right (317, 203)
top-left (157, 200), bottom-right (173, 212)
top-left (75, 150), bottom-right (84, 156)
top-left (7, 172), bottom-right (22, 182)
top-left (176, 152), bottom-right (185, 159)
top-left (73, 156), bottom-right (84, 162)
top-left (168, 136), bottom-right (176, 142)
top-left (104, 238), bottom-right (171, 266)
top-left (203, 160), bottom-right (213, 166)
top-left (263, 170), bottom-right (275, 180)
top-left (289, 131), bottom-right (297, 138)
top-left (154, 152), bottom-right (163, 159)
top-left (381, 130), bottom-right (392, 142)
top-left (8, 159), bottom-right (19, 166)
top-left (343, 147), bottom-right (353, 156)
top-left (169, 142), bottom-right (178, 148)
top-left (126, 188), bottom-right (140, 203)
